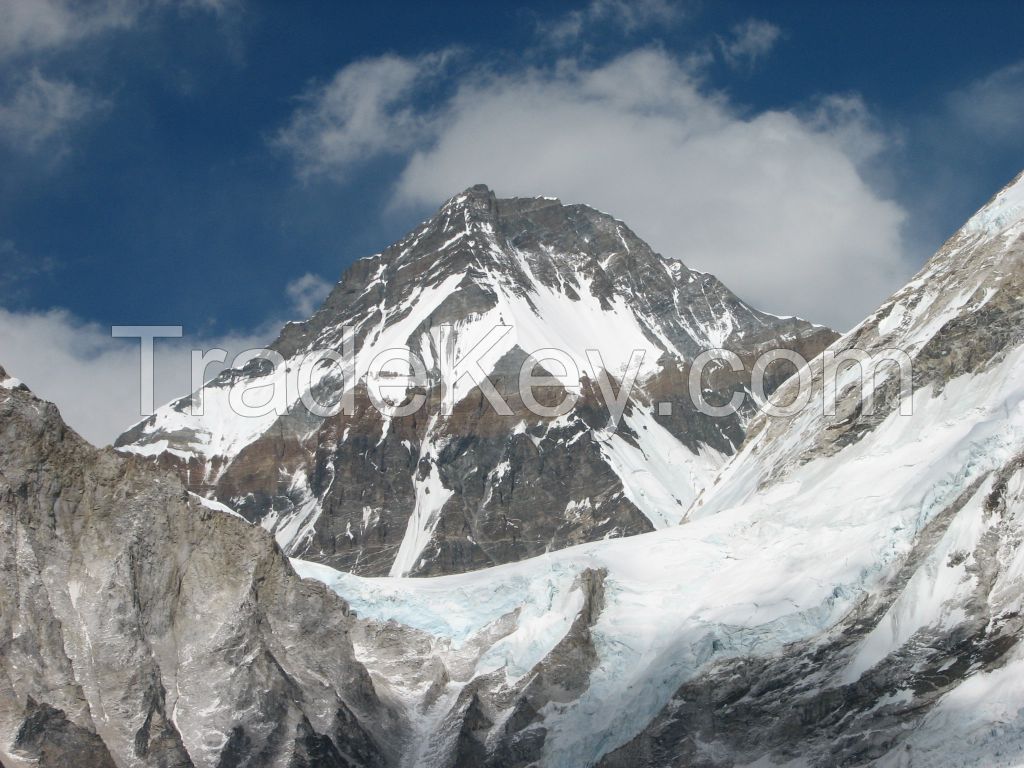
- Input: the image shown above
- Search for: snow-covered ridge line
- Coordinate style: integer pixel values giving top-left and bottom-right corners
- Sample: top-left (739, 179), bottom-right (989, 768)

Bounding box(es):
top-left (963, 169), bottom-right (1024, 237)
top-left (0, 366), bottom-right (24, 391)
top-left (118, 185), bottom-right (829, 469)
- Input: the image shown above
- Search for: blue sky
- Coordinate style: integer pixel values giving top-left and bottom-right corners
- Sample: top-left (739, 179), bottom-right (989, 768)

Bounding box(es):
top-left (1, 0), bottom-right (1023, 443)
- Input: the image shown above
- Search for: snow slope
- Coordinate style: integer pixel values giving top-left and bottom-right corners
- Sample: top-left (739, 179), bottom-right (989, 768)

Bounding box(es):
top-left (295, 171), bottom-right (1024, 766)
top-left (295, 338), bottom-right (1024, 764)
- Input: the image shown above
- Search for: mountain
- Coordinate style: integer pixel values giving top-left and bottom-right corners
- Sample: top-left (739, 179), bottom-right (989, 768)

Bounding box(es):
top-left (115, 185), bottom-right (835, 577)
top-left (285, 170), bottom-right (1024, 767)
top-left (0, 367), bottom-right (398, 768)
top-left (4, 171), bottom-right (1024, 767)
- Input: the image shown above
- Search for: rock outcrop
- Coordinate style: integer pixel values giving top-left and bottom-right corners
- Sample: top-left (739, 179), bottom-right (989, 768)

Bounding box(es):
top-left (0, 373), bottom-right (396, 767)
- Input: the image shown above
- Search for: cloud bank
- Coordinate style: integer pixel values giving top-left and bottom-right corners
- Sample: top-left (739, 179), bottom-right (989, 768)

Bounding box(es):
top-left (279, 46), bottom-right (911, 329)
top-left (0, 273), bottom-right (335, 446)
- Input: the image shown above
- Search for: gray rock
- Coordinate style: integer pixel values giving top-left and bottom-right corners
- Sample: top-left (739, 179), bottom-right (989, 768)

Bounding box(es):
top-left (0, 380), bottom-right (396, 767)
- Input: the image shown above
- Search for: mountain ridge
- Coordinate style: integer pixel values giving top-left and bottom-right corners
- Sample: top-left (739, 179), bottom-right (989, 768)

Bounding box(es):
top-left (116, 185), bottom-right (836, 577)
top-left (0, 371), bottom-right (398, 768)
top-left (295, 168), bottom-right (1024, 767)
top-left (3, 171), bottom-right (1024, 766)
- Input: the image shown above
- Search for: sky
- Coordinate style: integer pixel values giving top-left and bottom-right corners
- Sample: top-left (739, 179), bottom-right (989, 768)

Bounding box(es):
top-left (1, 0), bottom-right (1023, 445)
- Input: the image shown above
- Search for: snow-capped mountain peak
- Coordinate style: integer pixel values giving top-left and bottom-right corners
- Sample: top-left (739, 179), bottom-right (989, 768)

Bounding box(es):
top-left (6, 169), bottom-right (1024, 768)
top-left (117, 186), bottom-right (835, 577)
top-left (292, 169), bottom-right (1024, 767)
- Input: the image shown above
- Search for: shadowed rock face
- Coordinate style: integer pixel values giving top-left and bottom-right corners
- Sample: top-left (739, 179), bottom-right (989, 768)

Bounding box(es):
top-left (116, 185), bottom-right (836, 577)
top-left (14, 698), bottom-right (118, 768)
top-left (0, 378), bottom-right (396, 767)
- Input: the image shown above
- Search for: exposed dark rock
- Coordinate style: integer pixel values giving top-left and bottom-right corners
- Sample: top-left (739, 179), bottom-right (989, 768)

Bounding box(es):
top-left (14, 698), bottom-right (118, 768)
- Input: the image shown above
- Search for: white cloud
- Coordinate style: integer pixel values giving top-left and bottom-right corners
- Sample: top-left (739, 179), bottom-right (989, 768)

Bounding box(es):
top-left (368, 48), bottom-right (909, 329)
top-left (0, 69), bottom-right (98, 153)
top-left (0, 0), bottom-right (136, 61)
top-left (176, 0), bottom-right (239, 16)
top-left (0, 307), bottom-right (277, 446)
top-left (275, 51), bottom-right (455, 181)
top-left (0, 239), bottom-right (55, 299)
top-left (541, 0), bottom-right (685, 45)
top-left (285, 272), bottom-right (333, 317)
top-left (0, 0), bottom-right (239, 160)
top-left (0, 270), bottom-right (325, 447)
top-left (948, 60), bottom-right (1024, 144)
top-left (0, 0), bottom-right (236, 61)
top-left (717, 19), bottom-right (782, 69)
top-left (277, 47), bottom-right (910, 328)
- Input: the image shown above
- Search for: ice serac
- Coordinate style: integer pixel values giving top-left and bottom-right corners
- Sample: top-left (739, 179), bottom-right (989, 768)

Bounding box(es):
top-left (0, 372), bottom-right (398, 768)
top-left (295, 170), bottom-right (1024, 767)
top-left (116, 185), bottom-right (835, 577)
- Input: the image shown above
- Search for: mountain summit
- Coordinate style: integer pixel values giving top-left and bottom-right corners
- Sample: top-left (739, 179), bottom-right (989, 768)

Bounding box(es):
top-left (294, 170), bottom-right (1024, 767)
top-left (4, 172), bottom-right (1024, 767)
top-left (117, 186), bottom-right (835, 576)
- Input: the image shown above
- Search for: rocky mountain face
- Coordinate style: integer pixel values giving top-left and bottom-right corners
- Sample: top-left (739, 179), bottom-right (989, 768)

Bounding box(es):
top-left (116, 185), bottom-right (834, 577)
top-left (4, 171), bottom-right (1024, 768)
top-left (284, 170), bottom-right (1024, 767)
top-left (0, 370), bottom-right (399, 768)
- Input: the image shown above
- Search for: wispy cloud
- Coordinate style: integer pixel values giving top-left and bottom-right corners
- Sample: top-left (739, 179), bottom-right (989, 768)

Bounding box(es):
top-left (717, 19), bottom-right (782, 70)
top-left (540, 0), bottom-right (686, 46)
top-left (0, 239), bottom-right (55, 301)
top-left (947, 59), bottom-right (1024, 144)
top-left (285, 272), bottom-right (333, 317)
top-left (177, 0), bottom-right (240, 17)
top-left (0, 0), bottom-right (137, 61)
top-left (0, 0), bottom-right (242, 161)
top-left (0, 69), bottom-right (101, 154)
top-left (0, 0), bottom-right (239, 61)
top-left (806, 93), bottom-right (891, 165)
top-left (275, 50), bottom-right (456, 181)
